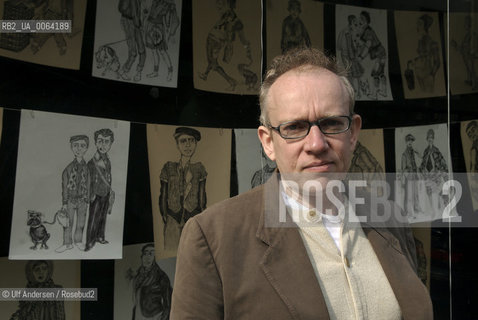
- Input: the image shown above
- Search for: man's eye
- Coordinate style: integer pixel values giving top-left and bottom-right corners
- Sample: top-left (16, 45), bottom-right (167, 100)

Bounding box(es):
top-left (283, 122), bottom-right (307, 131)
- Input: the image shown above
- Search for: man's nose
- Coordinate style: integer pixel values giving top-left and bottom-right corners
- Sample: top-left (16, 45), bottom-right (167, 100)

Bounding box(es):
top-left (304, 124), bottom-right (329, 153)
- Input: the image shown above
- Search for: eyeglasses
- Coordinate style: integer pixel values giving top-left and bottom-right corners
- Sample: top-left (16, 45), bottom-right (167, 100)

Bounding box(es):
top-left (269, 115), bottom-right (353, 139)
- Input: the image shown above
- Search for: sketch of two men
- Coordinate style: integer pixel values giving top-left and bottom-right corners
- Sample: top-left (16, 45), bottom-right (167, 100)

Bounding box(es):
top-left (57, 129), bottom-right (115, 253)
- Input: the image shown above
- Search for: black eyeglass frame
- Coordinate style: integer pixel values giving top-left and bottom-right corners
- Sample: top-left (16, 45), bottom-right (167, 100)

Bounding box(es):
top-left (268, 115), bottom-right (354, 140)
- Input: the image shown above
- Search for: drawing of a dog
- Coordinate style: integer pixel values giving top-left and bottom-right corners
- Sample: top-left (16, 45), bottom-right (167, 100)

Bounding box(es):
top-left (27, 210), bottom-right (50, 250)
top-left (95, 45), bottom-right (121, 78)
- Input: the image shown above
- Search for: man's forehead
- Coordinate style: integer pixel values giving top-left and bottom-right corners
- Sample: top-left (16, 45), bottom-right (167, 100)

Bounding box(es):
top-left (72, 139), bottom-right (87, 144)
top-left (97, 134), bottom-right (111, 140)
top-left (177, 134), bottom-right (195, 140)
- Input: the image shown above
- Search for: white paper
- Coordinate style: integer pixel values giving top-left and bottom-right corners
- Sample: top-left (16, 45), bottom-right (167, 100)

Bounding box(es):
top-left (9, 110), bottom-right (130, 259)
top-left (93, 0), bottom-right (182, 87)
top-left (234, 128), bottom-right (276, 194)
top-left (335, 5), bottom-right (393, 101)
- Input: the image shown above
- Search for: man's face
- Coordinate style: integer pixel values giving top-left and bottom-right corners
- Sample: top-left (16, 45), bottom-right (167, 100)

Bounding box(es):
top-left (33, 262), bottom-right (49, 283)
top-left (406, 140), bottom-right (414, 147)
top-left (176, 134), bottom-right (197, 157)
top-left (258, 68), bottom-right (361, 181)
top-left (141, 247), bottom-right (155, 267)
top-left (96, 134), bottom-right (112, 154)
top-left (71, 139), bottom-right (88, 158)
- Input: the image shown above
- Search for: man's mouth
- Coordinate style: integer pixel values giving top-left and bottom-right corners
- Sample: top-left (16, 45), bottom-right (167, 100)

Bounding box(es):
top-left (303, 161), bottom-right (334, 172)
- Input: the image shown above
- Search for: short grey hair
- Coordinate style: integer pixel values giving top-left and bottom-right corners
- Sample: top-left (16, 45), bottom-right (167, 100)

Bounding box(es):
top-left (259, 47), bottom-right (355, 126)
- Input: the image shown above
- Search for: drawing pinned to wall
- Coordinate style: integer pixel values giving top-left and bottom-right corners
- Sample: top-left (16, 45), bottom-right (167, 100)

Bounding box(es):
top-left (395, 11), bottom-right (446, 99)
top-left (395, 124), bottom-right (453, 223)
top-left (0, 257), bottom-right (81, 320)
top-left (93, 0), bottom-right (182, 88)
top-left (234, 128), bottom-right (276, 194)
top-left (114, 243), bottom-right (175, 320)
top-left (9, 110), bottom-right (130, 260)
top-left (265, 0), bottom-right (323, 66)
top-left (335, 5), bottom-right (392, 101)
top-left (192, 0), bottom-right (262, 94)
top-left (346, 128), bottom-right (385, 189)
top-left (449, 13), bottom-right (478, 95)
top-left (461, 119), bottom-right (478, 211)
top-left (147, 124), bottom-right (231, 259)
top-left (0, 0), bottom-right (87, 70)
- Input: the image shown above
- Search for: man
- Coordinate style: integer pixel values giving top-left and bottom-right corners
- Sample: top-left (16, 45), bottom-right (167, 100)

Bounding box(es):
top-left (56, 135), bottom-right (89, 253)
top-left (280, 0), bottom-right (311, 54)
top-left (85, 128), bottom-right (114, 252)
top-left (159, 127), bottom-right (207, 252)
top-left (358, 11), bottom-right (388, 99)
top-left (337, 14), bottom-right (364, 98)
top-left (401, 133), bottom-right (422, 218)
top-left (419, 129), bottom-right (448, 212)
top-left (118, 0), bottom-right (146, 81)
top-left (126, 244), bottom-right (172, 320)
top-left (466, 120), bottom-right (478, 172)
top-left (171, 48), bottom-right (432, 319)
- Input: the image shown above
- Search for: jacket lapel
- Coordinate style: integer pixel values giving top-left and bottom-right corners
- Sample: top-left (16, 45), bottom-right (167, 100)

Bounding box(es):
top-left (363, 225), bottom-right (433, 320)
top-left (256, 174), bottom-right (330, 320)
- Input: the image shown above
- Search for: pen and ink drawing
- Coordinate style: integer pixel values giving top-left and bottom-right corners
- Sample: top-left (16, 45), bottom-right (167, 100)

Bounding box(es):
top-left (250, 146), bottom-right (276, 188)
top-left (234, 128), bottom-right (272, 194)
top-left (147, 125), bottom-right (231, 259)
top-left (265, 0), bottom-right (323, 68)
top-left (461, 120), bottom-right (478, 210)
top-left (56, 135), bottom-right (89, 253)
top-left (27, 210), bottom-right (51, 250)
top-left (84, 129), bottom-right (115, 252)
top-left (93, 0), bottom-right (182, 87)
top-left (395, 11), bottom-right (446, 98)
top-left (159, 127), bottom-right (207, 252)
top-left (395, 125), bottom-right (450, 223)
top-left (0, 0), bottom-right (86, 69)
top-left (144, 0), bottom-right (180, 81)
top-left (337, 14), bottom-right (365, 99)
top-left (193, 0), bottom-right (261, 94)
top-left (450, 13), bottom-right (478, 94)
top-left (10, 111), bottom-right (129, 260)
top-left (197, 0), bottom-right (254, 91)
top-left (280, 0), bottom-right (311, 54)
top-left (114, 243), bottom-right (176, 320)
top-left (413, 15), bottom-right (440, 93)
top-left (10, 260), bottom-right (65, 320)
top-left (336, 5), bottom-right (392, 101)
top-left (345, 129), bottom-right (385, 195)
top-left (125, 244), bottom-right (172, 320)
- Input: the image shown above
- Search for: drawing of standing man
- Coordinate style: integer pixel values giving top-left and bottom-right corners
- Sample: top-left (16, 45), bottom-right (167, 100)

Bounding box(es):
top-left (56, 135), bottom-right (90, 253)
top-left (85, 129), bottom-right (115, 252)
top-left (159, 127), bottom-right (207, 251)
top-left (118, 0), bottom-right (146, 82)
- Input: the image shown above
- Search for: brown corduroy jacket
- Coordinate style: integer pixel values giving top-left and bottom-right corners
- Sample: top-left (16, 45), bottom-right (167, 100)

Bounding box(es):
top-left (171, 174), bottom-right (433, 319)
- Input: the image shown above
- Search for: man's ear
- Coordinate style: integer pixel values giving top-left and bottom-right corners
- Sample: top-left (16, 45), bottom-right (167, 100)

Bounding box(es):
top-left (350, 114), bottom-right (362, 150)
top-left (258, 126), bottom-right (276, 161)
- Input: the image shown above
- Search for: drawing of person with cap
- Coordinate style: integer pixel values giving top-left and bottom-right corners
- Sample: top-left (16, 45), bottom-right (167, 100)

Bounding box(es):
top-left (159, 127), bottom-right (207, 251)
top-left (401, 133), bottom-right (422, 218)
